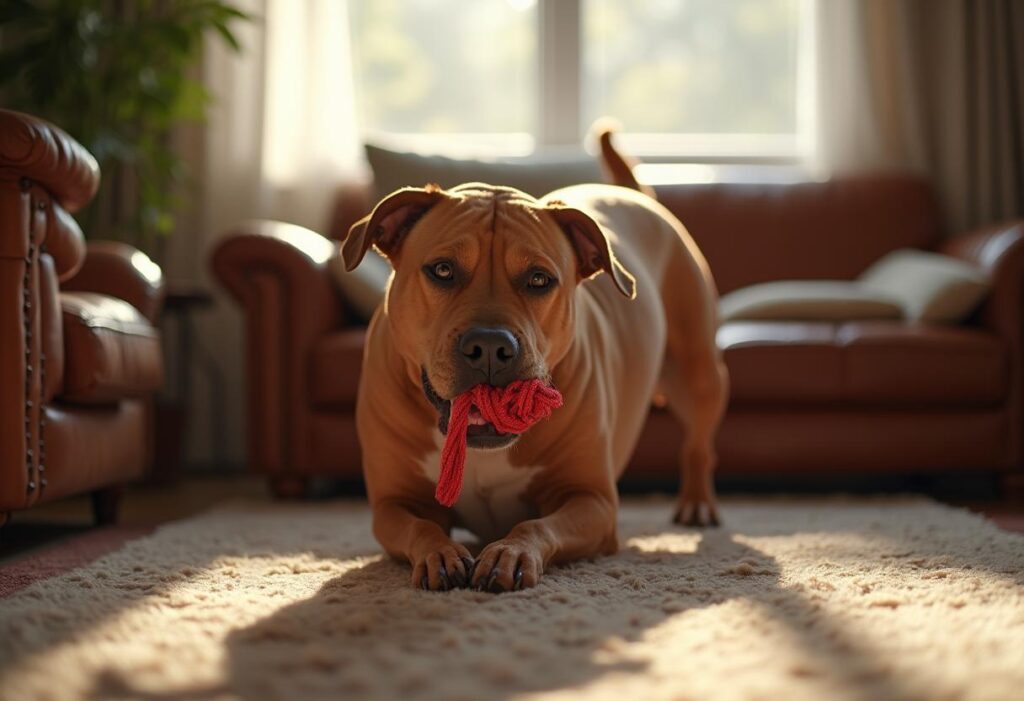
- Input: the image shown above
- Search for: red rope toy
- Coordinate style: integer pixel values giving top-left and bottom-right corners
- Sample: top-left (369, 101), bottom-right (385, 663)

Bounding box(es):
top-left (436, 379), bottom-right (563, 507)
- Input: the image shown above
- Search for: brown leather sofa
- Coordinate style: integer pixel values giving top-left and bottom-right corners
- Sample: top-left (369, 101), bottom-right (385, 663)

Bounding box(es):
top-left (1, 110), bottom-right (165, 524)
top-left (213, 174), bottom-right (1024, 496)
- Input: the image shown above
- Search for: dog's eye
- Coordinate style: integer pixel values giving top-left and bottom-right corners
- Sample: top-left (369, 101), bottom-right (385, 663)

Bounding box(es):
top-left (424, 260), bottom-right (457, 285)
top-left (527, 270), bottom-right (554, 290)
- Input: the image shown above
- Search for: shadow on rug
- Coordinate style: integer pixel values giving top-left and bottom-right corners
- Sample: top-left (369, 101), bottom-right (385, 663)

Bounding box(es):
top-left (1, 498), bottom-right (1022, 701)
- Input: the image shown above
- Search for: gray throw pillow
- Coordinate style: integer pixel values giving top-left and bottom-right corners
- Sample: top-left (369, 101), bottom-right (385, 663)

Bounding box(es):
top-left (365, 143), bottom-right (602, 199)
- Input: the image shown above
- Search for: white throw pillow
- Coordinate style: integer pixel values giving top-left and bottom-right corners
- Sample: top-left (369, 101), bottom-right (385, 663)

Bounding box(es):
top-left (327, 248), bottom-right (391, 321)
top-left (719, 281), bottom-right (904, 322)
top-left (859, 249), bottom-right (989, 323)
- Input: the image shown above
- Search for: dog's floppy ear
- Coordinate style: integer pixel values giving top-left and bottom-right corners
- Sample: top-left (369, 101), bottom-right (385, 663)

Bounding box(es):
top-left (546, 204), bottom-right (637, 299)
top-left (342, 185), bottom-right (447, 270)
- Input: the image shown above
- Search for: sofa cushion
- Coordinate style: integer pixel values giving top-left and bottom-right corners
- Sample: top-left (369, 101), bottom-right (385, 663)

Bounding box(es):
top-left (366, 143), bottom-right (602, 199)
top-left (310, 328), bottom-right (367, 408)
top-left (719, 281), bottom-right (903, 322)
top-left (720, 320), bottom-right (1005, 407)
top-left (60, 292), bottom-right (163, 403)
top-left (859, 248), bottom-right (990, 323)
top-left (836, 322), bottom-right (1005, 405)
top-left (720, 322), bottom-right (844, 403)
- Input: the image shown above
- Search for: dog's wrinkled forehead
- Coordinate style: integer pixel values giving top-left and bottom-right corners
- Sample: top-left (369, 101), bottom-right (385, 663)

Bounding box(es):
top-left (447, 182), bottom-right (540, 205)
top-left (434, 184), bottom-right (553, 243)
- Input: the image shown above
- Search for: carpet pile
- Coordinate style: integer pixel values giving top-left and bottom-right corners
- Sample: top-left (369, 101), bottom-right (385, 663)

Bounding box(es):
top-left (1, 498), bottom-right (1022, 700)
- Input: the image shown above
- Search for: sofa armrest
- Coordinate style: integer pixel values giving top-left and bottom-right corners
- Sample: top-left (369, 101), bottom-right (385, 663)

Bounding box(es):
top-left (61, 241), bottom-right (165, 323)
top-left (0, 109), bottom-right (100, 214)
top-left (941, 221), bottom-right (1024, 469)
top-left (210, 220), bottom-right (346, 475)
top-left (0, 108), bottom-right (96, 280)
top-left (1, 110), bottom-right (101, 511)
top-left (939, 221), bottom-right (1024, 340)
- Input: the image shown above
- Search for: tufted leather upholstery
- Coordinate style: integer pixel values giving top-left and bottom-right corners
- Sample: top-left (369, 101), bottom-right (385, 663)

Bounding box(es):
top-left (219, 174), bottom-right (1024, 490)
top-left (0, 109), bottom-right (165, 519)
top-left (0, 110), bottom-right (100, 214)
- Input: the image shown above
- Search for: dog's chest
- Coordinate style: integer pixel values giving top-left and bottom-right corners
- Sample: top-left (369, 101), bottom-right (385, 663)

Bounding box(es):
top-left (420, 442), bottom-right (540, 543)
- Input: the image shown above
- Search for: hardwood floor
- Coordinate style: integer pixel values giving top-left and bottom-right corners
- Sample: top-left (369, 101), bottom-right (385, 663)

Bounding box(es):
top-left (1, 474), bottom-right (268, 564)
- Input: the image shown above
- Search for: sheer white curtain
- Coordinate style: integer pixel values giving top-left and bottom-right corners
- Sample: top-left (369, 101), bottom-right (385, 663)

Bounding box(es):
top-left (813, 0), bottom-right (1024, 234)
top-left (202, 0), bottom-right (365, 238)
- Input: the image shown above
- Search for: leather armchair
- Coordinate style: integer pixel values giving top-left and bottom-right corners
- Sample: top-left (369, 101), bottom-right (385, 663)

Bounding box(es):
top-left (211, 221), bottom-right (349, 496)
top-left (0, 109), bottom-right (165, 524)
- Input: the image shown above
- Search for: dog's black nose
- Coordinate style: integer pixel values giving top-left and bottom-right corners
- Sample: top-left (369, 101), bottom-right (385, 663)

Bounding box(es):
top-left (458, 327), bottom-right (520, 385)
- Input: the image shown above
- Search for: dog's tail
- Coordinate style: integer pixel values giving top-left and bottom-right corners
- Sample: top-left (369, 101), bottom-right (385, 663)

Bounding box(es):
top-left (591, 119), bottom-right (657, 200)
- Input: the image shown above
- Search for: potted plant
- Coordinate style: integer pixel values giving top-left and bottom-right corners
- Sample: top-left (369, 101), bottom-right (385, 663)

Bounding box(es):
top-left (0, 0), bottom-right (250, 258)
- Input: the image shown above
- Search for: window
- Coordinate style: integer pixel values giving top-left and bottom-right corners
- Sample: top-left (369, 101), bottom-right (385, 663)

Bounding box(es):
top-left (348, 0), bottom-right (813, 161)
top-left (349, 0), bottom-right (538, 156)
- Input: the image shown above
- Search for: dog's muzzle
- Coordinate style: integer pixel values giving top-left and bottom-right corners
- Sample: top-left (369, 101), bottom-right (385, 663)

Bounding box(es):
top-left (421, 368), bottom-right (519, 449)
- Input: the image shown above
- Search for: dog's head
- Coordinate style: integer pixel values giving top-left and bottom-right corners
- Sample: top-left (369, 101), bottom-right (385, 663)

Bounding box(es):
top-left (342, 182), bottom-right (635, 449)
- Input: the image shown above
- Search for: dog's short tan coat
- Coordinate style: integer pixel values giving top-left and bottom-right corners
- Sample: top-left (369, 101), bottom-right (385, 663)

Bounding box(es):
top-left (342, 147), bottom-right (727, 592)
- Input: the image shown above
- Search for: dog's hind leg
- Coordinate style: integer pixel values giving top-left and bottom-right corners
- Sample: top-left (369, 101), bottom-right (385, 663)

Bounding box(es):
top-left (660, 352), bottom-right (728, 526)
top-left (657, 232), bottom-right (729, 527)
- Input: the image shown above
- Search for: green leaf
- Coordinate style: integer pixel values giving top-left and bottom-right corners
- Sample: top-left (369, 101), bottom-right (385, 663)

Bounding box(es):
top-left (213, 21), bottom-right (241, 51)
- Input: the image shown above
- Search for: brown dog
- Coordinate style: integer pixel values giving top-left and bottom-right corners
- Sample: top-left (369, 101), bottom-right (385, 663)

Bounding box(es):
top-left (341, 139), bottom-right (728, 592)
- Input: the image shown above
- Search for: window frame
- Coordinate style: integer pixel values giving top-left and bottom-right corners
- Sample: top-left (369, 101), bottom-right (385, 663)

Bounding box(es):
top-left (361, 0), bottom-right (817, 164)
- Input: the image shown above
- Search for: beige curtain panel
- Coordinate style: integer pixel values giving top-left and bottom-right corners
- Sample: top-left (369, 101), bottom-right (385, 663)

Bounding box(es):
top-left (816, 0), bottom-right (1024, 234)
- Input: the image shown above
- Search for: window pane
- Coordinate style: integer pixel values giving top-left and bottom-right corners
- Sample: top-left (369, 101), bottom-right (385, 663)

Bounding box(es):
top-left (349, 0), bottom-right (537, 136)
top-left (583, 0), bottom-right (801, 135)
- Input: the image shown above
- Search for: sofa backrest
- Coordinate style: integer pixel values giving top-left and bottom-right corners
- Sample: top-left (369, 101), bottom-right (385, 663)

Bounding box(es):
top-left (655, 175), bottom-right (940, 294)
top-left (329, 173), bottom-right (941, 296)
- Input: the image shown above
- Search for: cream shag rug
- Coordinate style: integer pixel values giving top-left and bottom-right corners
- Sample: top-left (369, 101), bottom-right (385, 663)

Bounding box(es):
top-left (2, 498), bottom-right (1023, 701)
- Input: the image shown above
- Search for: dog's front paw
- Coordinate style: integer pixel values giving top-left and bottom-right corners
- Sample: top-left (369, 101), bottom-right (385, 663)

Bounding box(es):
top-left (471, 538), bottom-right (543, 593)
top-left (411, 542), bottom-right (474, 592)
